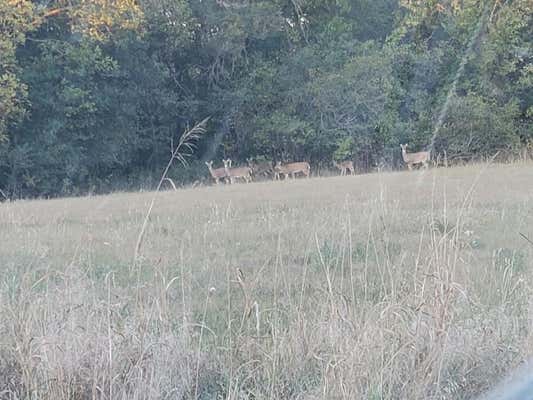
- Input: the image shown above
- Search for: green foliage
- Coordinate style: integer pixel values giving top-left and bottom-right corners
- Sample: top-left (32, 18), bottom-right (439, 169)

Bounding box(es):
top-left (1, 0), bottom-right (531, 197)
top-left (333, 136), bottom-right (355, 161)
top-left (0, 0), bottom-right (34, 140)
top-left (437, 95), bottom-right (521, 158)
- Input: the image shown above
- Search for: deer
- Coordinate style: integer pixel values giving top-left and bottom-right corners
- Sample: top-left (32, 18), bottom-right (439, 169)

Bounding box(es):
top-left (223, 159), bottom-right (252, 184)
top-left (205, 161), bottom-right (228, 184)
top-left (333, 160), bottom-right (355, 176)
top-left (274, 161), bottom-right (311, 180)
top-left (400, 144), bottom-right (430, 170)
top-left (247, 158), bottom-right (274, 178)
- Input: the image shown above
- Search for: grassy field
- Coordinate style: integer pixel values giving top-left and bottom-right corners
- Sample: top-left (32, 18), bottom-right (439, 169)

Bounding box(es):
top-left (1, 162), bottom-right (533, 399)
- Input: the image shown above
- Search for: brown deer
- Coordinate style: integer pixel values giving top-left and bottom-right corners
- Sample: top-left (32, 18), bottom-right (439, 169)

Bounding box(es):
top-left (247, 158), bottom-right (274, 178)
top-left (400, 144), bottom-right (430, 170)
top-left (205, 161), bottom-right (228, 184)
top-left (333, 160), bottom-right (355, 176)
top-left (223, 159), bottom-right (252, 184)
top-left (274, 161), bottom-right (311, 180)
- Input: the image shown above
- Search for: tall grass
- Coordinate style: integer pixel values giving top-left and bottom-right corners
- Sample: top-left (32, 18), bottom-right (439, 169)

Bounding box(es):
top-left (1, 162), bottom-right (532, 399)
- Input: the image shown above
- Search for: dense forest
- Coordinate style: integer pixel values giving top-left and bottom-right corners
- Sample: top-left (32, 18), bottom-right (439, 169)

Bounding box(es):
top-left (1, 0), bottom-right (531, 198)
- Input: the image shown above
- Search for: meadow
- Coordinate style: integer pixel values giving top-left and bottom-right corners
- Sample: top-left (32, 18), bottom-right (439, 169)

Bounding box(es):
top-left (1, 162), bottom-right (533, 399)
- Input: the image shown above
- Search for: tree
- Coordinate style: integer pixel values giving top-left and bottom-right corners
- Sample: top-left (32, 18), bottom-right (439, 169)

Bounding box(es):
top-left (0, 0), bottom-right (35, 141)
top-left (0, 0), bottom-right (530, 197)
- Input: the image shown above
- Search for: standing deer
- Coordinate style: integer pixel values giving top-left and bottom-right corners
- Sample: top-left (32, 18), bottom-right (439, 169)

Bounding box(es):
top-left (400, 144), bottom-right (430, 170)
top-left (333, 160), bottom-right (355, 176)
top-left (274, 161), bottom-right (311, 180)
top-left (223, 159), bottom-right (252, 184)
top-left (247, 158), bottom-right (274, 178)
top-left (205, 161), bottom-right (228, 184)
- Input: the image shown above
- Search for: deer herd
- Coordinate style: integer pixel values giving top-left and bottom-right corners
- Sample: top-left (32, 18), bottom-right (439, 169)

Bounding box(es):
top-left (206, 144), bottom-right (430, 184)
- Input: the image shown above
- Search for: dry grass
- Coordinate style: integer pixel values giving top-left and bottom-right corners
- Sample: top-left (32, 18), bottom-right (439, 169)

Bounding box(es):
top-left (1, 162), bottom-right (533, 399)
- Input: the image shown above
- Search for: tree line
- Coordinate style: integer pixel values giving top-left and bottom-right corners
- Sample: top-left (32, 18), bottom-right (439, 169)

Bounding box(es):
top-left (1, 0), bottom-right (531, 198)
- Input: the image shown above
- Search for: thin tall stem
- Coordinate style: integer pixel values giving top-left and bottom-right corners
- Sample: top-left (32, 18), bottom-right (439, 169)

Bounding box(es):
top-left (133, 117), bottom-right (209, 266)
